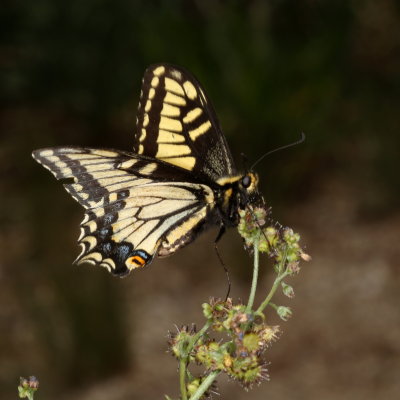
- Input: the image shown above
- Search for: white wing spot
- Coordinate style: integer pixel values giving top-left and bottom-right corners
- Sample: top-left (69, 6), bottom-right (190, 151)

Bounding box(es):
top-left (151, 77), bottom-right (159, 87)
top-left (165, 77), bottom-right (184, 96)
top-left (183, 81), bottom-right (197, 100)
top-left (139, 128), bottom-right (147, 142)
top-left (170, 69), bottom-right (182, 80)
top-left (161, 103), bottom-right (180, 117)
top-left (160, 156), bottom-right (196, 170)
top-left (80, 252), bottom-right (102, 264)
top-left (189, 120), bottom-right (212, 140)
top-left (118, 159), bottom-right (138, 169)
top-left (138, 199), bottom-right (195, 219)
top-left (77, 242), bottom-right (86, 258)
top-left (164, 92), bottom-right (186, 106)
top-left (158, 130), bottom-right (185, 143)
top-left (94, 150), bottom-right (119, 157)
top-left (40, 149), bottom-right (54, 157)
top-left (183, 107), bottom-right (202, 124)
top-left (156, 144), bottom-right (191, 158)
top-left (159, 116), bottom-right (182, 132)
top-left (101, 258), bottom-right (116, 271)
top-left (109, 192), bottom-right (118, 202)
top-left (82, 235), bottom-right (97, 251)
top-left (145, 99), bottom-right (152, 112)
top-left (143, 113), bottom-right (149, 127)
top-left (78, 227), bottom-right (86, 241)
top-left (139, 163), bottom-right (157, 175)
top-left (153, 66), bottom-right (165, 76)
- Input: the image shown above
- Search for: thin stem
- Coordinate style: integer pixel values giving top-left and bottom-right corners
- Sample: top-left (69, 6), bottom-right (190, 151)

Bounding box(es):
top-left (256, 247), bottom-right (288, 314)
top-left (268, 302), bottom-right (278, 310)
top-left (179, 321), bottom-right (212, 400)
top-left (246, 233), bottom-right (260, 312)
top-left (189, 370), bottom-right (220, 400)
top-left (190, 320), bottom-right (211, 348)
top-left (278, 246), bottom-right (288, 275)
top-left (180, 359), bottom-right (188, 400)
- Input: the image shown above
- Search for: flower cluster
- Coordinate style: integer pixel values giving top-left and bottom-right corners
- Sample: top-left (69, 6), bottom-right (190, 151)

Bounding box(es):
top-left (238, 207), bottom-right (310, 265)
top-left (18, 376), bottom-right (39, 400)
top-left (198, 298), bottom-right (279, 388)
top-left (168, 324), bottom-right (197, 360)
top-left (168, 298), bottom-right (279, 391)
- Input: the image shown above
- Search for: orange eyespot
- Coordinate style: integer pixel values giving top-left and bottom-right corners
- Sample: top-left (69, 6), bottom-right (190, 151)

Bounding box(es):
top-left (125, 250), bottom-right (151, 270)
top-left (127, 255), bottom-right (146, 268)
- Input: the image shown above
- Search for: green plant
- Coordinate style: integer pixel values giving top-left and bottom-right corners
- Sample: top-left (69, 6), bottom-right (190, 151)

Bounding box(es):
top-left (167, 206), bottom-right (310, 399)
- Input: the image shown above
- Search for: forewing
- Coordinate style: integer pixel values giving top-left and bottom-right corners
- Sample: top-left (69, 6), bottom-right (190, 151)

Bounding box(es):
top-left (32, 147), bottom-right (215, 276)
top-left (134, 64), bottom-right (235, 181)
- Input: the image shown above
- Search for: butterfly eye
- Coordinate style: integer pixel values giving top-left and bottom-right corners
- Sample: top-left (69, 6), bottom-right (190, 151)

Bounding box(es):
top-left (242, 175), bottom-right (251, 188)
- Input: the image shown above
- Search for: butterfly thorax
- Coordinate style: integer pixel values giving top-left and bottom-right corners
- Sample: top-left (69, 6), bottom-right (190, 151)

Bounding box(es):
top-left (215, 172), bottom-right (259, 227)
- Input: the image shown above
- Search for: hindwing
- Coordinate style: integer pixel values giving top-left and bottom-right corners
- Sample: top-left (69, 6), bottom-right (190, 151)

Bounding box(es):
top-left (134, 64), bottom-right (235, 181)
top-left (32, 147), bottom-right (215, 276)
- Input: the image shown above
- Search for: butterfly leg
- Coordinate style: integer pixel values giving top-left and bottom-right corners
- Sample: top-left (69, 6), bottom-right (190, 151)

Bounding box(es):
top-left (214, 224), bottom-right (231, 300)
top-left (214, 224), bottom-right (226, 243)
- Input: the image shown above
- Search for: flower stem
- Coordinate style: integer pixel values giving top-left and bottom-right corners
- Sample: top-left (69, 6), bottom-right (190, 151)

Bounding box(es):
top-left (190, 320), bottom-right (211, 348)
top-left (179, 321), bottom-right (212, 400)
top-left (256, 247), bottom-right (288, 314)
top-left (189, 370), bottom-right (220, 400)
top-left (268, 302), bottom-right (278, 310)
top-left (180, 359), bottom-right (188, 400)
top-left (246, 233), bottom-right (260, 312)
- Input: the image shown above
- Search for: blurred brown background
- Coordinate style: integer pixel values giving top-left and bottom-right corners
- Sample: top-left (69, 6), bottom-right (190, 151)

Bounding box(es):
top-left (1, 1), bottom-right (400, 399)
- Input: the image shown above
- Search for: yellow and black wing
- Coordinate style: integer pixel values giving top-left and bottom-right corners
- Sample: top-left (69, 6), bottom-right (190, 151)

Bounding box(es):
top-left (134, 64), bottom-right (235, 181)
top-left (32, 147), bottom-right (215, 276)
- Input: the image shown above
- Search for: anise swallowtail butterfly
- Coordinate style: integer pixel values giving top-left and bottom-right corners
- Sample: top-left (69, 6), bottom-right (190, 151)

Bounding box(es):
top-left (32, 64), bottom-right (262, 276)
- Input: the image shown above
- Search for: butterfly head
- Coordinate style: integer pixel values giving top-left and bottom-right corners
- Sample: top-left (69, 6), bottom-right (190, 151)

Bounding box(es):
top-left (239, 172), bottom-right (259, 195)
top-left (216, 172), bottom-right (261, 227)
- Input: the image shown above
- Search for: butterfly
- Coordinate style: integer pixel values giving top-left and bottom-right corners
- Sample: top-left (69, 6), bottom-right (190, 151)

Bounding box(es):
top-left (32, 64), bottom-right (261, 276)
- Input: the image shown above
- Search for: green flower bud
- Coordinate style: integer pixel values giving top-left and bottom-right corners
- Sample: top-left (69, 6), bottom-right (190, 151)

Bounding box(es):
top-left (242, 365), bottom-right (263, 386)
top-left (168, 328), bottom-right (194, 358)
top-left (281, 282), bottom-right (295, 298)
top-left (19, 378), bottom-right (29, 389)
top-left (277, 306), bottom-right (292, 321)
top-left (264, 226), bottom-right (278, 244)
top-left (243, 333), bottom-right (260, 352)
top-left (187, 378), bottom-right (201, 397)
top-left (202, 303), bottom-right (213, 319)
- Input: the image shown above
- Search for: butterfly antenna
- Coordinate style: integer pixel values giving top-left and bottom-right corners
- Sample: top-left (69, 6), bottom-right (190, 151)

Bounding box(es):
top-left (250, 132), bottom-right (306, 170)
